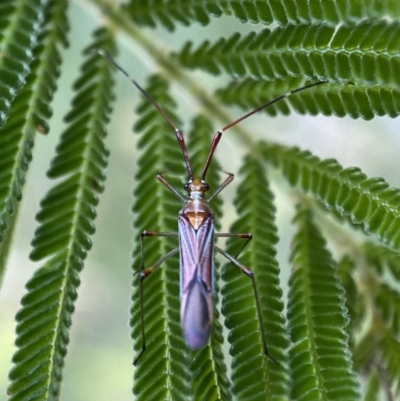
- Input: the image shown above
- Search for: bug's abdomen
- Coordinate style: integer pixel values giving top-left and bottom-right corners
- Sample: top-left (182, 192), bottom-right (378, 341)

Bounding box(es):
top-left (178, 213), bottom-right (214, 349)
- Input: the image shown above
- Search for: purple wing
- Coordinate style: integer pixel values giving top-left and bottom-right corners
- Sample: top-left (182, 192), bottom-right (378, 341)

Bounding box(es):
top-left (178, 214), bottom-right (214, 349)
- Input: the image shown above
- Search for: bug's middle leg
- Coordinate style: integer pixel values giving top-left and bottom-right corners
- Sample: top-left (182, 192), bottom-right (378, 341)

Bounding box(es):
top-left (140, 230), bottom-right (178, 270)
top-left (215, 232), bottom-right (252, 259)
top-left (135, 231), bottom-right (179, 365)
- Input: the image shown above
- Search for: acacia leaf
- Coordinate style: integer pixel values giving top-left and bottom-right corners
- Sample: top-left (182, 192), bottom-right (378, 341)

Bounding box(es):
top-left (261, 143), bottom-right (400, 251)
top-left (131, 75), bottom-right (190, 401)
top-left (222, 155), bottom-right (289, 400)
top-left (7, 28), bottom-right (116, 401)
top-left (288, 205), bottom-right (360, 400)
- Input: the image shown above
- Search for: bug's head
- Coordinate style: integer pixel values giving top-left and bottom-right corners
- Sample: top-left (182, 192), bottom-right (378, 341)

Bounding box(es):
top-left (184, 178), bottom-right (209, 198)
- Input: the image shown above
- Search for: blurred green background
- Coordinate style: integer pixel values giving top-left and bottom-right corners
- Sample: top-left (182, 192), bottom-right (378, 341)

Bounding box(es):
top-left (1, 2), bottom-right (400, 400)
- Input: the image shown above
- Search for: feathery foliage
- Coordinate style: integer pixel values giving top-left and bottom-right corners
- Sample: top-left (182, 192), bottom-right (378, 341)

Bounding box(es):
top-left (0, 1), bottom-right (68, 282)
top-left (123, 0), bottom-right (400, 30)
top-left (1, 0), bottom-right (400, 400)
top-left (261, 143), bottom-right (400, 251)
top-left (186, 115), bottom-right (230, 401)
top-left (216, 77), bottom-right (400, 120)
top-left (0, 0), bottom-right (47, 128)
top-left (288, 206), bottom-right (359, 400)
top-left (0, 0), bottom-right (68, 281)
top-left (130, 75), bottom-right (190, 400)
top-left (175, 22), bottom-right (400, 88)
top-left (222, 155), bottom-right (289, 400)
top-left (7, 28), bottom-right (116, 400)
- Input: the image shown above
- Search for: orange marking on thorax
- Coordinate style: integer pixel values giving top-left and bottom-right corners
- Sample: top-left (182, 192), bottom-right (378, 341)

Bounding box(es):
top-left (186, 211), bottom-right (208, 230)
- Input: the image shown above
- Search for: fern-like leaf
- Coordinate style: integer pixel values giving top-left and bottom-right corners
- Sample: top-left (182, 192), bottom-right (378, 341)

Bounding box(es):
top-left (0, 0), bottom-right (47, 127)
top-left (131, 75), bottom-right (190, 400)
top-left (261, 143), bottom-right (400, 251)
top-left (7, 28), bottom-right (116, 400)
top-left (123, 0), bottom-right (400, 30)
top-left (3, 0), bottom-right (400, 397)
top-left (0, 0), bottom-right (69, 283)
top-left (175, 22), bottom-right (400, 89)
top-left (122, 0), bottom-right (284, 31)
top-left (216, 77), bottom-right (400, 120)
top-left (222, 155), bottom-right (289, 400)
top-left (186, 115), bottom-right (230, 400)
top-left (288, 205), bottom-right (360, 400)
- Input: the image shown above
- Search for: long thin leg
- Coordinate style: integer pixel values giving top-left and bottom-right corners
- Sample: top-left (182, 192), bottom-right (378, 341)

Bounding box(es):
top-left (208, 172), bottom-right (234, 202)
top-left (134, 246), bottom-right (180, 366)
top-left (214, 246), bottom-right (278, 364)
top-left (136, 230), bottom-right (178, 365)
top-left (215, 232), bottom-right (252, 259)
top-left (140, 230), bottom-right (178, 270)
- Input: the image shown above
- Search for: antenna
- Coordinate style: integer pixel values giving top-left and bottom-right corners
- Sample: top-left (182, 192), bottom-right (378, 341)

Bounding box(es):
top-left (96, 49), bottom-right (194, 180)
top-left (200, 81), bottom-right (327, 180)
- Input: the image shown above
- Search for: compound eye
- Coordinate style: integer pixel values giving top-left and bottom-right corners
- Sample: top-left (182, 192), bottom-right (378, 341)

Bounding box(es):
top-left (203, 183), bottom-right (209, 191)
top-left (184, 183), bottom-right (190, 191)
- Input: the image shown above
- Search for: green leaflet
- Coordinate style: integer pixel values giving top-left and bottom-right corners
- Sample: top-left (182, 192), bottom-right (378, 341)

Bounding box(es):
top-left (261, 143), bottom-right (400, 251)
top-left (216, 77), bottom-right (400, 120)
top-left (177, 20), bottom-right (400, 118)
top-left (122, 0), bottom-right (400, 30)
top-left (0, 0), bottom-right (69, 282)
top-left (0, 0), bottom-right (47, 128)
top-left (222, 155), bottom-right (289, 401)
top-left (187, 115), bottom-right (230, 401)
top-left (175, 22), bottom-right (400, 89)
top-left (131, 75), bottom-right (190, 401)
top-left (2, 0), bottom-right (400, 399)
top-left (7, 28), bottom-right (116, 401)
top-left (288, 206), bottom-right (360, 400)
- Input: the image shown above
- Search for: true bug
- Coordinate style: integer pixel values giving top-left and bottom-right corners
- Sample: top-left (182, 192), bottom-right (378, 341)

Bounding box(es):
top-left (97, 49), bottom-right (325, 365)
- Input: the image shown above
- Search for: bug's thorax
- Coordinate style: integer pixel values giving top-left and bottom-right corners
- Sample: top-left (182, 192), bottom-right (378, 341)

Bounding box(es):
top-left (180, 178), bottom-right (213, 230)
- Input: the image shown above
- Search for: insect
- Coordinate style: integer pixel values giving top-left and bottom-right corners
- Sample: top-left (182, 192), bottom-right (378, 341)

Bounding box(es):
top-left (97, 49), bottom-right (325, 365)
